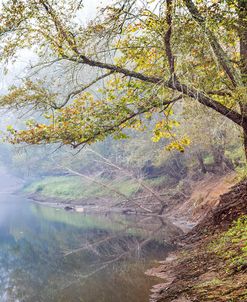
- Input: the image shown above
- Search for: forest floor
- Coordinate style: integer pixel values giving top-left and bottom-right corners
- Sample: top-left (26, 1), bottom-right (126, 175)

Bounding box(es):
top-left (147, 178), bottom-right (247, 302)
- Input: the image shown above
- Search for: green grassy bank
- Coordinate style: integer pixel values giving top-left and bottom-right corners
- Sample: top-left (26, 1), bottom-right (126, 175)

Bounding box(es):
top-left (24, 175), bottom-right (168, 201)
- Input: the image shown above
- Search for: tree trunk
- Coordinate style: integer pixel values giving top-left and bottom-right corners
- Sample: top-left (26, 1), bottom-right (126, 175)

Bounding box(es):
top-left (239, 0), bottom-right (247, 160)
top-left (242, 118), bottom-right (247, 160)
top-left (212, 150), bottom-right (223, 174)
top-left (196, 152), bottom-right (207, 173)
top-left (158, 203), bottom-right (168, 216)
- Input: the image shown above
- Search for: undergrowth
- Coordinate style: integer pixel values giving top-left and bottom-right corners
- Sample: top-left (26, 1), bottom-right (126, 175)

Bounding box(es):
top-left (209, 215), bottom-right (247, 273)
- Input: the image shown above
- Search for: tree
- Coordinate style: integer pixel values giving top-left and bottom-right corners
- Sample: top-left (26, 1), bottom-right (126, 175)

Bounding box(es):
top-left (0, 0), bottom-right (247, 159)
top-left (181, 101), bottom-right (240, 173)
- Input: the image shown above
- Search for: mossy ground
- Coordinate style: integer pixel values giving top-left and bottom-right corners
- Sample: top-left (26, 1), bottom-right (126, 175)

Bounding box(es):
top-left (153, 216), bottom-right (247, 302)
top-left (190, 216), bottom-right (247, 301)
top-left (209, 216), bottom-right (247, 274)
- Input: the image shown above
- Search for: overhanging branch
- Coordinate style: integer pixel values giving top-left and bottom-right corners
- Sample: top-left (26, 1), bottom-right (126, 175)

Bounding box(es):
top-left (56, 71), bottom-right (114, 109)
top-left (169, 79), bottom-right (245, 126)
top-left (64, 55), bottom-right (163, 84)
top-left (35, 0), bottom-right (244, 127)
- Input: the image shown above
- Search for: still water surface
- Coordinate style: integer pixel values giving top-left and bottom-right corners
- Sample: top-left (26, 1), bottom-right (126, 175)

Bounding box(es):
top-left (0, 191), bottom-right (181, 302)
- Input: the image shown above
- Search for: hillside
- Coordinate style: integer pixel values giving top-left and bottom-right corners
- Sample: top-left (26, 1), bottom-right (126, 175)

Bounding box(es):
top-left (148, 179), bottom-right (247, 302)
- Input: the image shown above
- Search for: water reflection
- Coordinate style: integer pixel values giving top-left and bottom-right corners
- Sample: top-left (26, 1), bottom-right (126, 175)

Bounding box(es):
top-left (0, 197), bottom-right (182, 302)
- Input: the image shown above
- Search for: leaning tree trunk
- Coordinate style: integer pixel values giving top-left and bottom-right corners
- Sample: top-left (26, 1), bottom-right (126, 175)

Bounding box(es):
top-left (241, 104), bottom-right (247, 160)
top-left (239, 0), bottom-right (247, 160)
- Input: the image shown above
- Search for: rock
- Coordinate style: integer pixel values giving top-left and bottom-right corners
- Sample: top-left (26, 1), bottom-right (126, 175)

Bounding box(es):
top-left (76, 207), bottom-right (84, 213)
top-left (122, 208), bottom-right (133, 214)
top-left (64, 206), bottom-right (74, 211)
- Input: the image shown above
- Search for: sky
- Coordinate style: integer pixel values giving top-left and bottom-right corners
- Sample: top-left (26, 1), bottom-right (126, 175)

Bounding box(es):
top-left (82, 0), bottom-right (110, 22)
top-left (0, 0), bottom-right (111, 94)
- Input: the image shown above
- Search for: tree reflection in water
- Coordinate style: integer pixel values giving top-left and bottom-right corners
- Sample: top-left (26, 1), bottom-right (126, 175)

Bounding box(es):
top-left (0, 199), bottom-right (183, 302)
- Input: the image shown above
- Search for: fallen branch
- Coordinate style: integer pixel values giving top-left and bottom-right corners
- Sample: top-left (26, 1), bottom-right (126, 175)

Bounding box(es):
top-left (53, 160), bottom-right (153, 213)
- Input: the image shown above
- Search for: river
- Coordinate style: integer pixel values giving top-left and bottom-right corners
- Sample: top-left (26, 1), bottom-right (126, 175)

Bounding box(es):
top-left (0, 172), bottom-right (182, 302)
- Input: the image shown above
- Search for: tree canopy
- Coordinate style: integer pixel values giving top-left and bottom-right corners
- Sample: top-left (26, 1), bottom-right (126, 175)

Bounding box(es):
top-left (0, 0), bottom-right (246, 156)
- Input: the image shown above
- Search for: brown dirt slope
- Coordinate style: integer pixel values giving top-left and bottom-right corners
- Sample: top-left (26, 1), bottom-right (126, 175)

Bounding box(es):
top-left (188, 178), bottom-right (247, 241)
top-left (170, 173), bottom-right (236, 224)
top-left (148, 178), bottom-right (247, 302)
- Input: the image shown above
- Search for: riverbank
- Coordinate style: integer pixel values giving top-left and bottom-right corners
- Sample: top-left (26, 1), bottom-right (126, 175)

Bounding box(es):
top-left (22, 174), bottom-right (169, 214)
top-left (23, 172), bottom-right (236, 217)
top-left (148, 179), bottom-right (247, 302)
top-left (21, 171), bottom-right (247, 301)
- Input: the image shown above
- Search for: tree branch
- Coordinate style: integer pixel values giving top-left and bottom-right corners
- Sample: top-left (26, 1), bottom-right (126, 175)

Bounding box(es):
top-left (62, 55), bottom-right (245, 126)
top-left (206, 90), bottom-right (232, 97)
top-left (72, 96), bottom-right (181, 148)
top-left (169, 79), bottom-right (245, 126)
top-left (56, 71), bottom-right (114, 109)
top-left (64, 55), bottom-right (163, 84)
top-left (184, 0), bottom-right (242, 87)
top-left (55, 163), bottom-right (153, 213)
top-left (164, 0), bottom-right (175, 75)
top-left (85, 148), bottom-right (167, 207)
top-left (36, 0), bottom-right (244, 127)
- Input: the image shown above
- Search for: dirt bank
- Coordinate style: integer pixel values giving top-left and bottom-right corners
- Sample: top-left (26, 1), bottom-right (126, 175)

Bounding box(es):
top-left (147, 178), bottom-right (247, 302)
top-left (26, 173), bottom-right (236, 218)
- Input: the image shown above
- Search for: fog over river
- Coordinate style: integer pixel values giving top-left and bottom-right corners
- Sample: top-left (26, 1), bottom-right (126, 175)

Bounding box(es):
top-left (0, 168), bottom-right (182, 302)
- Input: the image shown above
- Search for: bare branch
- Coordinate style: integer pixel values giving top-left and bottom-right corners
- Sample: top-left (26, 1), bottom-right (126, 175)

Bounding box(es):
top-left (54, 162), bottom-right (153, 213)
top-left (86, 148), bottom-right (167, 207)
top-left (56, 71), bottom-right (114, 109)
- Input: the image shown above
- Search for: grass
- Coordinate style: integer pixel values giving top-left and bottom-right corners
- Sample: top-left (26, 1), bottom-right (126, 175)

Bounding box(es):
top-left (225, 146), bottom-right (245, 166)
top-left (235, 165), bottom-right (247, 181)
top-left (194, 277), bottom-right (223, 289)
top-left (174, 215), bottom-right (247, 301)
top-left (24, 173), bottom-right (168, 201)
top-left (24, 175), bottom-right (141, 200)
top-left (203, 155), bottom-right (214, 165)
top-left (209, 215), bottom-right (247, 273)
top-left (145, 176), bottom-right (168, 188)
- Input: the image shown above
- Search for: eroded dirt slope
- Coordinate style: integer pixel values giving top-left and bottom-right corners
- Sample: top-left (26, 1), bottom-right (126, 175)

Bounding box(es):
top-left (148, 178), bottom-right (247, 302)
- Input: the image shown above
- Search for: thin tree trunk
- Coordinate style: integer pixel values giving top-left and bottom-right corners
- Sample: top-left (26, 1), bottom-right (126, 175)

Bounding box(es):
top-left (196, 152), bottom-right (207, 173)
top-left (239, 0), bottom-right (247, 160)
top-left (242, 118), bottom-right (247, 160)
top-left (158, 203), bottom-right (168, 215)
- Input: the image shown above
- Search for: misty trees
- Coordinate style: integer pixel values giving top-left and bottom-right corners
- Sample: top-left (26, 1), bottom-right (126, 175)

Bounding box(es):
top-left (0, 0), bottom-right (246, 159)
top-left (181, 101), bottom-right (239, 173)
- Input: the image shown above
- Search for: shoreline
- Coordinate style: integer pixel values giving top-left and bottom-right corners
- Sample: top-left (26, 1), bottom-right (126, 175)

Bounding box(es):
top-left (21, 173), bottom-right (247, 302)
top-left (25, 172), bottom-right (236, 227)
top-left (146, 179), bottom-right (247, 302)
top-left (26, 192), bottom-right (196, 234)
